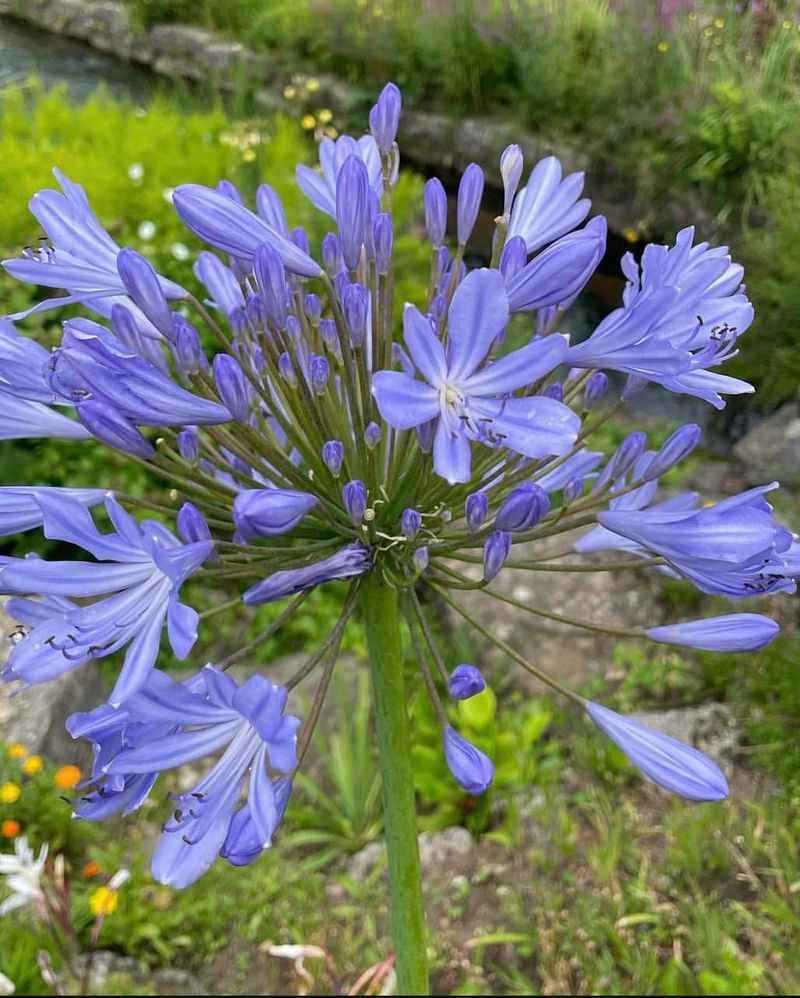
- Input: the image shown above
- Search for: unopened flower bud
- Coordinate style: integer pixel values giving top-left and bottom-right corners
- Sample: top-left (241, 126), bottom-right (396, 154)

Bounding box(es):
top-left (500, 143), bottom-right (524, 217)
top-left (412, 546), bottom-right (429, 573)
top-left (401, 508), bottom-right (422, 539)
top-left (443, 727), bottom-right (494, 795)
top-left (322, 440), bottom-right (345, 476)
top-left (342, 479), bottom-right (368, 524)
top-left (465, 492), bottom-right (488, 532)
top-left (176, 427), bottom-right (199, 462)
top-left (457, 163), bottom-right (484, 245)
top-left (642, 424), bottom-right (702, 481)
top-left (583, 371), bottom-right (609, 408)
top-left (213, 354), bottom-right (250, 422)
top-left (424, 178), bottom-right (447, 247)
top-left (483, 530), bottom-right (511, 581)
top-left (448, 664), bottom-right (485, 701)
top-left (364, 421), bottom-right (381, 448)
top-left (369, 82), bottom-right (402, 154)
top-left (496, 483), bottom-right (550, 532)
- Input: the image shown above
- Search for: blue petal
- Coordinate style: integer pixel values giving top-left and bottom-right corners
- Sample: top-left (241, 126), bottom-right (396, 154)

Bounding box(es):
top-left (464, 335), bottom-right (566, 396)
top-left (372, 371), bottom-right (439, 429)
top-left (433, 416), bottom-right (472, 484)
top-left (446, 269), bottom-right (509, 382)
top-left (403, 305), bottom-right (447, 385)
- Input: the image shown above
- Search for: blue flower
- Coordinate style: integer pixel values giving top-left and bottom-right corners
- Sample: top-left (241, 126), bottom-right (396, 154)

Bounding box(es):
top-left (599, 484), bottom-right (798, 598)
top-left (69, 666), bottom-right (300, 887)
top-left (568, 227), bottom-right (754, 408)
top-left (507, 156), bottom-right (591, 253)
top-left (372, 269), bottom-right (579, 483)
top-left (2, 169), bottom-right (185, 325)
top-left (587, 702), bottom-right (728, 802)
top-left (0, 486), bottom-right (104, 537)
top-left (443, 727), bottom-right (494, 795)
top-left (648, 614), bottom-right (780, 652)
top-left (296, 134), bottom-right (383, 219)
top-left (1, 494), bottom-right (212, 704)
top-left (243, 543), bottom-right (373, 605)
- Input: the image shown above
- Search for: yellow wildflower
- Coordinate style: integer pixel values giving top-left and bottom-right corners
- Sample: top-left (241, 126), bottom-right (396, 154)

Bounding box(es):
top-left (657, 41), bottom-right (669, 52)
top-left (318, 108), bottom-right (334, 124)
top-left (90, 886), bottom-right (119, 916)
top-left (8, 744), bottom-right (27, 759)
top-left (242, 149), bottom-right (257, 163)
top-left (0, 782), bottom-right (21, 804)
top-left (300, 114), bottom-right (317, 130)
top-left (283, 85), bottom-right (296, 100)
top-left (305, 78), bottom-right (321, 93)
top-left (21, 755), bottom-right (43, 776)
top-left (622, 227), bottom-right (639, 244)
top-left (714, 18), bottom-right (724, 29)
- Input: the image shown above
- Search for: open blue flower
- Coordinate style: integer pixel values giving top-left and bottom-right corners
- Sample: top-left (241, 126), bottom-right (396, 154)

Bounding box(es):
top-left (372, 268), bottom-right (579, 483)
top-left (70, 666), bottom-right (300, 887)
top-left (1, 493), bottom-right (213, 704)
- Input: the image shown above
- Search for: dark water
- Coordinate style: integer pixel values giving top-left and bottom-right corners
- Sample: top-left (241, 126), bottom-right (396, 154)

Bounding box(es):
top-left (0, 18), bottom-right (153, 100)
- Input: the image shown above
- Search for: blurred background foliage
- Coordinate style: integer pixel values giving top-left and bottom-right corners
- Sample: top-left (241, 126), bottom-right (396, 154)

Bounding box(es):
top-left (0, 1), bottom-right (799, 994)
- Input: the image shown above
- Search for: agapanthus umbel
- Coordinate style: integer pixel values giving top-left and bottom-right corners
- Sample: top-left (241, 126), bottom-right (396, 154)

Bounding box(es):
top-left (1, 82), bottom-right (796, 889)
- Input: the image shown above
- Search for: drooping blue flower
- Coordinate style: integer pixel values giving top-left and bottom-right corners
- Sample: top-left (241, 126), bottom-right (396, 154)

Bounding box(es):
top-left (69, 666), bottom-right (300, 887)
top-left (587, 702), bottom-right (729, 801)
top-left (50, 318), bottom-right (231, 427)
top-left (599, 483), bottom-right (798, 598)
top-left (243, 543), bottom-right (373, 604)
top-left (443, 726), bottom-right (494, 795)
top-left (507, 156), bottom-right (591, 253)
top-left (648, 614), bottom-right (780, 652)
top-left (3, 169), bottom-right (185, 322)
top-left (372, 269), bottom-right (579, 483)
top-left (296, 134), bottom-right (383, 220)
top-left (0, 494), bottom-right (213, 704)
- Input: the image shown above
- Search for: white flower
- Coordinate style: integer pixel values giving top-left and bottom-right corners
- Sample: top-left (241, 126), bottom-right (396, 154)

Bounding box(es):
top-left (137, 221), bottom-right (156, 241)
top-left (0, 971), bottom-right (14, 995)
top-left (170, 242), bottom-right (190, 261)
top-left (0, 836), bottom-right (48, 915)
top-left (128, 162), bottom-right (145, 183)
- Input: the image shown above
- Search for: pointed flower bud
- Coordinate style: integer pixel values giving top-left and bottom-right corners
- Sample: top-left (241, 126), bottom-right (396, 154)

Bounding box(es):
top-left (608, 431), bottom-right (647, 481)
top-left (342, 479), bottom-right (368, 524)
top-left (234, 488), bottom-right (317, 540)
top-left (364, 421), bottom-right (381, 448)
top-left (171, 315), bottom-right (208, 375)
top-left (424, 177), bottom-right (447, 247)
top-left (563, 476), bottom-right (584, 502)
top-left (584, 371), bottom-right (609, 408)
top-left (322, 232), bottom-right (342, 274)
top-left (448, 664), bottom-right (485, 701)
top-left (254, 242), bottom-right (288, 329)
top-left (310, 355), bottom-right (330, 395)
top-left (465, 492), bottom-right (488, 532)
top-left (500, 144), bottom-right (524, 217)
top-left (342, 283), bottom-right (369, 347)
top-left (542, 382), bottom-right (563, 401)
top-left (322, 440), bottom-right (344, 477)
top-left (278, 352), bottom-right (298, 388)
top-left (499, 236), bottom-right (527, 281)
top-left (336, 155), bottom-right (369, 270)
top-left (648, 614), bottom-right (779, 652)
top-left (176, 427), bottom-right (199, 463)
top-left (642, 424), bottom-right (702, 481)
top-left (401, 508), bottom-right (422, 539)
top-left (369, 82), bottom-right (402, 154)
top-left (413, 546), bottom-right (429, 573)
top-left (443, 727), bottom-right (494, 795)
top-left (457, 163), bottom-right (484, 245)
top-left (496, 483), bottom-right (550, 533)
top-left (587, 702), bottom-right (729, 802)
top-left (483, 530), bottom-right (511, 581)
top-left (177, 502), bottom-right (212, 544)
top-left (213, 354), bottom-right (250, 423)
top-left (304, 293), bottom-right (321, 324)
top-left (373, 213), bottom-right (393, 274)
top-left (243, 542), bottom-right (372, 604)
top-left (117, 247), bottom-right (174, 337)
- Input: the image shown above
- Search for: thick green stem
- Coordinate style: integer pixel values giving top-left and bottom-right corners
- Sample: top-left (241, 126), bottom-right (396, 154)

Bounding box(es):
top-left (360, 573), bottom-right (429, 995)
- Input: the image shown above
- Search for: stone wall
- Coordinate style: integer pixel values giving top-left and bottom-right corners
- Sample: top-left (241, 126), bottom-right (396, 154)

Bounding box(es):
top-left (0, 0), bottom-right (712, 236)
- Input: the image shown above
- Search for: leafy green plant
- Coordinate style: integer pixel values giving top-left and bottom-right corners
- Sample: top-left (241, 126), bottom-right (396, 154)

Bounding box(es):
top-left (283, 670), bottom-right (383, 867)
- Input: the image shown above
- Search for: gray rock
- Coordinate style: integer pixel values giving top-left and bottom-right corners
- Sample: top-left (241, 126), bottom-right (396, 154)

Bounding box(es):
top-left (733, 402), bottom-right (800, 488)
top-left (74, 951), bottom-right (208, 995)
top-left (0, 602), bottom-right (107, 764)
top-left (347, 826), bottom-right (475, 882)
top-left (436, 531), bottom-right (665, 693)
top-left (629, 702), bottom-right (740, 775)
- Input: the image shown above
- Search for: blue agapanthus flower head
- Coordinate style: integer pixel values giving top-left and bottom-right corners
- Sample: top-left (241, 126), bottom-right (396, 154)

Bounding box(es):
top-left (1, 82), bottom-right (795, 888)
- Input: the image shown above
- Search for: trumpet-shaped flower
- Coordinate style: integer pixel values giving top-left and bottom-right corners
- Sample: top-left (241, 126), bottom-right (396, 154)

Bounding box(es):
top-left (372, 269), bottom-right (579, 483)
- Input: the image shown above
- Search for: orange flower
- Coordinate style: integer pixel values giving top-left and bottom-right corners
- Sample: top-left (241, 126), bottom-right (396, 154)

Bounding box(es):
top-left (83, 861), bottom-right (102, 878)
top-left (54, 765), bottom-right (82, 789)
top-left (21, 755), bottom-right (44, 776)
top-left (1, 819), bottom-right (20, 838)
